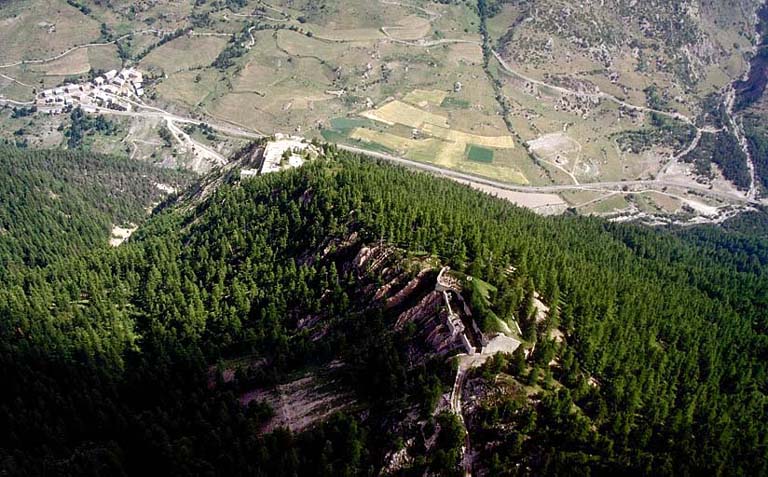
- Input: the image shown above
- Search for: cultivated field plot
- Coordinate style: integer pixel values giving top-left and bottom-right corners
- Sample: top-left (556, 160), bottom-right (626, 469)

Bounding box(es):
top-left (383, 15), bottom-right (432, 41)
top-left (361, 100), bottom-right (450, 128)
top-left (403, 89), bottom-right (448, 107)
top-left (185, 1), bottom-right (546, 184)
top-left (29, 47), bottom-right (91, 76)
top-left (495, 61), bottom-right (695, 183)
top-left (141, 36), bottom-right (229, 74)
top-left (339, 94), bottom-right (538, 185)
top-left (466, 144), bottom-right (494, 163)
top-left (155, 69), bottom-right (224, 109)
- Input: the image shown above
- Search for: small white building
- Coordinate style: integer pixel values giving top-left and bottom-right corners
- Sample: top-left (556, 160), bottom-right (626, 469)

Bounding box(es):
top-left (104, 69), bottom-right (118, 80)
top-left (94, 77), bottom-right (105, 86)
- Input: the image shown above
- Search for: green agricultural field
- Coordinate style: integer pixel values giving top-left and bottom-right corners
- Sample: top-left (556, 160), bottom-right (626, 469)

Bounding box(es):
top-left (583, 194), bottom-right (631, 215)
top-left (441, 96), bottom-right (470, 109)
top-left (329, 117), bottom-right (378, 131)
top-left (466, 144), bottom-right (494, 163)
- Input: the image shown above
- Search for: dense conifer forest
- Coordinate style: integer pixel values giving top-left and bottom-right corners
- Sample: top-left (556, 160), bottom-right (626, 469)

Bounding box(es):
top-left (0, 146), bottom-right (192, 271)
top-left (0, 146), bottom-right (766, 475)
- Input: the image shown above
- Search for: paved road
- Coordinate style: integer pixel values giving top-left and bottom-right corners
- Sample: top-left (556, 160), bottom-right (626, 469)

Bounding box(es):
top-left (338, 145), bottom-right (758, 205)
top-left (0, 97), bottom-right (33, 106)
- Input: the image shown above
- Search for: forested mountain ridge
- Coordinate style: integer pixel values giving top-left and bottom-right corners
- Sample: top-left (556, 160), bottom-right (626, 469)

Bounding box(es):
top-left (1, 146), bottom-right (767, 475)
top-left (0, 146), bottom-right (194, 272)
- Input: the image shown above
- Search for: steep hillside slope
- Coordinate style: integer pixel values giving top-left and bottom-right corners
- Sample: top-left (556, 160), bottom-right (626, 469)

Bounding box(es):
top-left (491, 0), bottom-right (760, 106)
top-left (0, 146), bottom-right (193, 271)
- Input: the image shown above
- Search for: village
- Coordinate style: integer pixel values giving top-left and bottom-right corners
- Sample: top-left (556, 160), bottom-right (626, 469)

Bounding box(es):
top-left (35, 67), bottom-right (144, 115)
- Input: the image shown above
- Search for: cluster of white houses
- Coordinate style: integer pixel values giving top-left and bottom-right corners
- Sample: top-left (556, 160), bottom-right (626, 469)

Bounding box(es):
top-left (36, 68), bottom-right (145, 114)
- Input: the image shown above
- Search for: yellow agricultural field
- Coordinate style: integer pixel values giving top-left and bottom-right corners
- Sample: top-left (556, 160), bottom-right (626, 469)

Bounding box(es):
top-left (431, 140), bottom-right (527, 185)
top-left (350, 127), bottom-right (439, 152)
top-left (403, 89), bottom-right (448, 107)
top-left (361, 100), bottom-right (449, 128)
top-left (435, 140), bottom-right (466, 166)
top-left (349, 125), bottom-right (528, 185)
top-left (460, 161), bottom-right (530, 185)
top-left (422, 123), bottom-right (515, 149)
